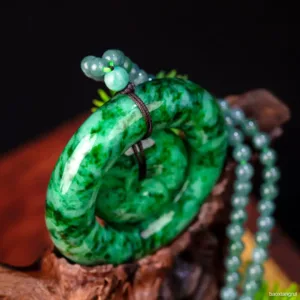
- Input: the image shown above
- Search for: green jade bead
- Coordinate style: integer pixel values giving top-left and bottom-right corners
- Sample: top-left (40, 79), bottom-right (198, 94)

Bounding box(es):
top-left (133, 70), bottom-right (148, 85)
top-left (246, 263), bottom-right (264, 281)
top-left (81, 55), bottom-right (96, 78)
top-left (104, 66), bottom-right (129, 92)
top-left (89, 57), bottom-right (108, 80)
top-left (255, 231), bottom-right (271, 247)
top-left (230, 208), bottom-right (247, 224)
top-left (229, 240), bottom-right (245, 255)
top-left (129, 63), bottom-right (140, 82)
top-left (226, 224), bottom-right (244, 241)
top-left (244, 280), bottom-right (260, 297)
top-left (229, 128), bottom-right (244, 146)
top-left (230, 108), bottom-right (245, 124)
top-left (253, 133), bottom-right (270, 150)
top-left (257, 216), bottom-right (274, 232)
top-left (218, 99), bottom-right (230, 112)
top-left (241, 119), bottom-right (258, 137)
top-left (231, 195), bottom-right (249, 208)
top-left (235, 163), bottom-right (254, 182)
top-left (259, 148), bottom-right (277, 166)
top-left (263, 166), bottom-right (280, 183)
top-left (234, 181), bottom-right (252, 196)
top-left (225, 272), bottom-right (241, 287)
top-left (123, 56), bottom-right (133, 72)
top-left (252, 247), bottom-right (268, 264)
top-left (260, 183), bottom-right (278, 200)
top-left (225, 255), bottom-right (242, 272)
top-left (102, 49), bottom-right (125, 66)
top-left (233, 144), bottom-right (251, 162)
top-left (225, 116), bottom-right (234, 127)
top-left (258, 200), bottom-right (275, 216)
top-left (45, 78), bottom-right (228, 265)
top-left (220, 287), bottom-right (237, 300)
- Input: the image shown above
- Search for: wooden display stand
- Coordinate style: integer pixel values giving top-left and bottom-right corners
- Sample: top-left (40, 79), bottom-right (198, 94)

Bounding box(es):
top-left (0, 89), bottom-right (291, 299)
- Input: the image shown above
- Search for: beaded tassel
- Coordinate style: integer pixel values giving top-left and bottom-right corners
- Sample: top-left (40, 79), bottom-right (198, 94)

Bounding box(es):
top-left (219, 100), bottom-right (279, 300)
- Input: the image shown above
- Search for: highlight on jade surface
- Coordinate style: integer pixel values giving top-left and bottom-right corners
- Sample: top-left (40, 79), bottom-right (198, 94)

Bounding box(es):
top-left (45, 49), bottom-right (281, 299)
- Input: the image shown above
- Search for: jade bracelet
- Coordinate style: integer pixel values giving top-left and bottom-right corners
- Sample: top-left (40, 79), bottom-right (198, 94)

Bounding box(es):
top-left (45, 49), bottom-right (280, 300)
top-left (46, 77), bottom-right (227, 265)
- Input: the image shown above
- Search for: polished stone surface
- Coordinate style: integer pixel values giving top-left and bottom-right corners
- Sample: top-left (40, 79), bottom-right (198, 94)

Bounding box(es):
top-left (45, 78), bottom-right (228, 265)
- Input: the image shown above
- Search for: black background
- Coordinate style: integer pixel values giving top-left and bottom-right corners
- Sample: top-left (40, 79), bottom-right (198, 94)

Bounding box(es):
top-left (1, 4), bottom-right (299, 247)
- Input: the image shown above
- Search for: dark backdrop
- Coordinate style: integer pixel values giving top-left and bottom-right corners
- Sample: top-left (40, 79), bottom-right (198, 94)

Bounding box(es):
top-left (1, 4), bottom-right (299, 247)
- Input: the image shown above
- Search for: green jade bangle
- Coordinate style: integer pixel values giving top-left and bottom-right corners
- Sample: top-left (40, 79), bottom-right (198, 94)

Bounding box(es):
top-left (46, 76), bottom-right (228, 265)
top-left (45, 49), bottom-right (280, 300)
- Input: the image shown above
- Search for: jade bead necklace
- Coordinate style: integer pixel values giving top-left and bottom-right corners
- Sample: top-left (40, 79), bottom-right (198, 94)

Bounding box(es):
top-left (219, 101), bottom-right (278, 300)
top-left (45, 49), bottom-right (279, 300)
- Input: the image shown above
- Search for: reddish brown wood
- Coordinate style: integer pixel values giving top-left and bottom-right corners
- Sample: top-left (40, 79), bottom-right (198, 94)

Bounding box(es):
top-left (0, 114), bottom-right (89, 266)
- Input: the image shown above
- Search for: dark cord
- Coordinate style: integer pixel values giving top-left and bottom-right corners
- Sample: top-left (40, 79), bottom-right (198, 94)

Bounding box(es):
top-left (120, 83), bottom-right (152, 180)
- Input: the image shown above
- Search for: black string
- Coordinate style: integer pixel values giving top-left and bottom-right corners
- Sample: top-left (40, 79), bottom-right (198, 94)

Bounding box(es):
top-left (120, 83), bottom-right (152, 180)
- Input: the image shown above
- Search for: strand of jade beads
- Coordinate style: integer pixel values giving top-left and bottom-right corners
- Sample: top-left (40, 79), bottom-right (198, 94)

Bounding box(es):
top-left (81, 49), bottom-right (154, 91)
top-left (219, 100), bottom-right (279, 300)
